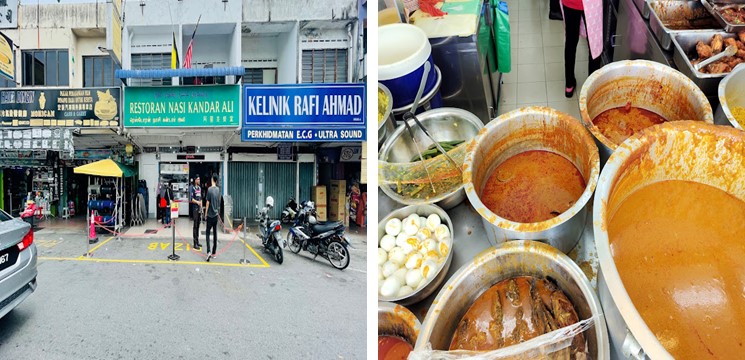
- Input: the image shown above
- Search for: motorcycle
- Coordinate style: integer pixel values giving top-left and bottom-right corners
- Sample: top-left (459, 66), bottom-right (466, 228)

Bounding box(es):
top-left (256, 196), bottom-right (284, 264)
top-left (280, 197), bottom-right (299, 224)
top-left (287, 201), bottom-right (351, 270)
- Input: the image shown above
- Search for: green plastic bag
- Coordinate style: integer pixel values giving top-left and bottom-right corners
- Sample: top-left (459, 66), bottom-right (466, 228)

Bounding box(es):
top-left (494, 0), bottom-right (511, 73)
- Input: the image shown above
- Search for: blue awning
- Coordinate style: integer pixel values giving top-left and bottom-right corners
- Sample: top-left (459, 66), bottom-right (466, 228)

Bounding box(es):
top-left (115, 66), bottom-right (245, 79)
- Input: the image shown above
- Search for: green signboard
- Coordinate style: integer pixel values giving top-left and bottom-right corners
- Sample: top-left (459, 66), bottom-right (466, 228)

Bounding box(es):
top-left (123, 85), bottom-right (240, 127)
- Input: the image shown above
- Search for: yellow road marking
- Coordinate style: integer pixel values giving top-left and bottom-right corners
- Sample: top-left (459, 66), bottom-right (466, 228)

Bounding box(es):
top-left (238, 236), bottom-right (270, 268)
top-left (78, 236), bottom-right (115, 259)
top-left (39, 256), bottom-right (270, 268)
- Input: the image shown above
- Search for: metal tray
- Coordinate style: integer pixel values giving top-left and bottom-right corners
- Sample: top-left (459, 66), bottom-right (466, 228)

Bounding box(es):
top-left (648, 1), bottom-right (723, 50)
top-left (671, 30), bottom-right (738, 96)
top-left (701, 0), bottom-right (745, 33)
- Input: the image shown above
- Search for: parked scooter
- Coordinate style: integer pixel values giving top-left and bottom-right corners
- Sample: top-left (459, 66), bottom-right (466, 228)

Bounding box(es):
top-left (287, 201), bottom-right (351, 270)
top-left (280, 196), bottom-right (299, 224)
top-left (257, 196), bottom-right (284, 264)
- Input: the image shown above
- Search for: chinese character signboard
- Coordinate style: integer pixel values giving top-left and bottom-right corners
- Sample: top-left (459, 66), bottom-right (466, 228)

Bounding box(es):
top-left (0, 128), bottom-right (73, 153)
top-left (241, 83), bottom-right (366, 142)
top-left (123, 85), bottom-right (240, 127)
top-left (0, 87), bottom-right (120, 128)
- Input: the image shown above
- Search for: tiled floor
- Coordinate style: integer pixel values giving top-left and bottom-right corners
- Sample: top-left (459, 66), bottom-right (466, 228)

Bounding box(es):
top-left (498, 0), bottom-right (591, 119)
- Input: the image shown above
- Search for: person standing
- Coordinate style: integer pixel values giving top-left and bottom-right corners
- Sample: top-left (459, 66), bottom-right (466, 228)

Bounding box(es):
top-left (562, 0), bottom-right (603, 98)
top-left (190, 175), bottom-right (203, 250)
top-left (204, 173), bottom-right (221, 261)
top-left (164, 180), bottom-right (173, 228)
top-left (549, 0), bottom-right (563, 20)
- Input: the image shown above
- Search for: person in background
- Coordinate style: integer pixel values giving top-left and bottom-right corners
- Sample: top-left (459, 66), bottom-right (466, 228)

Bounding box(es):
top-left (190, 175), bottom-right (203, 251)
top-left (164, 180), bottom-right (173, 228)
top-left (549, 0), bottom-right (562, 20)
top-left (204, 174), bottom-right (221, 261)
top-left (562, 0), bottom-right (603, 98)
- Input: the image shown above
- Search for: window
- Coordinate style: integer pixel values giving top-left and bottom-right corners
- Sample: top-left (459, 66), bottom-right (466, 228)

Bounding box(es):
top-left (130, 53), bottom-right (172, 86)
top-left (22, 49), bottom-right (69, 86)
top-left (243, 68), bottom-right (277, 84)
top-left (302, 49), bottom-right (348, 83)
top-left (84, 56), bottom-right (120, 87)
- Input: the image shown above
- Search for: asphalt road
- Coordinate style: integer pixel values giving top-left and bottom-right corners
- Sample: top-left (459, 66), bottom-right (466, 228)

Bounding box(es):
top-left (0, 225), bottom-right (367, 359)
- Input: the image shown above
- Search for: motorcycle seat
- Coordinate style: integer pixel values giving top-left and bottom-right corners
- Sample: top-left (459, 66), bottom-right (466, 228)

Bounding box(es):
top-left (312, 221), bottom-right (343, 233)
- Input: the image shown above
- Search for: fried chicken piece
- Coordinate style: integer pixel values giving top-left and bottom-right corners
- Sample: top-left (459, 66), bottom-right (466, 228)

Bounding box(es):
top-left (738, 31), bottom-right (745, 44)
top-left (725, 37), bottom-right (737, 49)
top-left (707, 61), bottom-right (730, 74)
top-left (712, 34), bottom-right (724, 53)
top-left (697, 41), bottom-right (713, 59)
top-left (726, 56), bottom-right (743, 69)
top-left (737, 49), bottom-right (745, 60)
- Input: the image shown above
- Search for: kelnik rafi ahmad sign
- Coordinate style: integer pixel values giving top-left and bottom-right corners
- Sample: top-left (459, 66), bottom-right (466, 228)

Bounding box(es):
top-left (124, 85), bottom-right (240, 127)
top-left (241, 83), bottom-right (366, 142)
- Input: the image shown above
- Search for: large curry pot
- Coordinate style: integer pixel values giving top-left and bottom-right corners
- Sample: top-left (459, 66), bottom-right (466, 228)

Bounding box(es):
top-left (593, 121), bottom-right (745, 359)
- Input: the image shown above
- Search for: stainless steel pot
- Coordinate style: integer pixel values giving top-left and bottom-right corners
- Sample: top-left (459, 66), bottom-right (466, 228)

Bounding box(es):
top-left (716, 64), bottom-right (745, 130)
top-left (593, 121), bottom-right (745, 359)
top-left (379, 107), bottom-right (483, 210)
top-left (378, 301), bottom-right (421, 348)
top-left (378, 204), bottom-right (454, 305)
top-left (463, 106), bottom-right (599, 254)
top-left (415, 241), bottom-right (609, 358)
top-left (378, 83), bottom-right (395, 147)
top-left (671, 31), bottom-right (738, 97)
top-left (579, 60), bottom-right (713, 166)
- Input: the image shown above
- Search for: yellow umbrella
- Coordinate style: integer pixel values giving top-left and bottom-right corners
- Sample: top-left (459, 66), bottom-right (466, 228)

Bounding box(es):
top-left (73, 159), bottom-right (136, 178)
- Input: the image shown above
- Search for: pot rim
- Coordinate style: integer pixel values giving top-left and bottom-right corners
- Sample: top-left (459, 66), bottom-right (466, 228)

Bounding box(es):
top-left (462, 106), bottom-right (600, 233)
top-left (592, 121), bottom-right (745, 359)
top-left (718, 63), bottom-right (745, 130)
top-left (578, 59), bottom-right (714, 152)
top-left (377, 204), bottom-right (454, 303)
top-left (415, 240), bottom-right (608, 355)
top-left (378, 83), bottom-right (394, 132)
top-left (378, 301), bottom-right (422, 346)
top-left (378, 107), bottom-right (484, 206)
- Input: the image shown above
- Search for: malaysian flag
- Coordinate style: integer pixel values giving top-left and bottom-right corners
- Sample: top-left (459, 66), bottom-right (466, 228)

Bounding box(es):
top-left (183, 15), bottom-right (201, 69)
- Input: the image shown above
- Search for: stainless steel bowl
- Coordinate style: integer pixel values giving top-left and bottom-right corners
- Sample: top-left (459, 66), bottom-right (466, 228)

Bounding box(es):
top-left (671, 31), bottom-right (738, 96)
top-left (378, 301), bottom-right (421, 348)
top-left (378, 83), bottom-right (395, 147)
top-left (579, 60), bottom-right (713, 166)
top-left (463, 106), bottom-right (599, 254)
top-left (379, 107), bottom-right (484, 209)
top-left (593, 122), bottom-right (745, 359)
top-left (415, 240), bottom-right (610, 359)
top-left (378, 204), bottom-right (454, 305)
top-left (716, 64), bottom-right (745, 130)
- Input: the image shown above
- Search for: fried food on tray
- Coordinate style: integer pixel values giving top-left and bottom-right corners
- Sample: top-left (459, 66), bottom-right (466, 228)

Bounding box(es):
top-left (696, 41), bottom-right (713, 59)
top-left (691, 34), bottom-right (745, 74)
top-left (712, 34), bottom-right (724, 53)
top-left (720, 6), bottom-right (745, 25)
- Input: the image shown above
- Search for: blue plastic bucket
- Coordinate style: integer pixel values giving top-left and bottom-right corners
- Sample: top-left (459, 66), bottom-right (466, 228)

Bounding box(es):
top-left (392, 66), bottom-right (443, 120)
top-left (379, 24), bottom-right (437, 109)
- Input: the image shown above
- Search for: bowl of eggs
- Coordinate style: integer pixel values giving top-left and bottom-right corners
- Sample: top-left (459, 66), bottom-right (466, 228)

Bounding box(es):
top-left (378, 204), bottom-right (454, 305)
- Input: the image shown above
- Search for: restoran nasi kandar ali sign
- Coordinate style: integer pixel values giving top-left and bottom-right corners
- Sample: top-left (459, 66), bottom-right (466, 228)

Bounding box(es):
top-left (241, 83), bottom-right (366, 142)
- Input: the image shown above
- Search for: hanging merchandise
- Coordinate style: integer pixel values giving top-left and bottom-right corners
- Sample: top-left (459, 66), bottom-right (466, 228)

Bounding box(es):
top-left (494, 0), bottom-right (511, 73)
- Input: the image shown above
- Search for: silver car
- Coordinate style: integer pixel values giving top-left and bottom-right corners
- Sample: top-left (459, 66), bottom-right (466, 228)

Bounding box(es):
top-left (0, 208), bottom-right (37, 319)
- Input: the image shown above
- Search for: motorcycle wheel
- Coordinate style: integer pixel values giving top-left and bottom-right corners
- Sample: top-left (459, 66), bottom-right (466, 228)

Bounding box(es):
top-left (274, 246), bottom-right (283, 264)
top-left (326, 240), bottom-right (350, 270)
top-left (288, 232), bottom-right (301, 254)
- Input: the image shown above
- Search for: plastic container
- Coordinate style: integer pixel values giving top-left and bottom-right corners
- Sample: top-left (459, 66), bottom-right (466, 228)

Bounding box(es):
top-left (379, 24), bottom-right (438, 109)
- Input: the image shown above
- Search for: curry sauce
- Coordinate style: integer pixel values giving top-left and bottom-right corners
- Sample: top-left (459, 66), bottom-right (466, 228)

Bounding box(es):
top-left (609, 180), bottom-right (745, 359)
top-left (481, 150), bottom-right (586, 223)
top-left (593, 103), bottom-right (667, 145)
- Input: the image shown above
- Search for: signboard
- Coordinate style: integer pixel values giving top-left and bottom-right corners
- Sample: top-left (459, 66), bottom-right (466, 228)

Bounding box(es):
top-left (277, 143), bottom-right (293, 161)
top-left (124, 85), bottom-right (240, 128)
top-left (0, 87), bottom-right (120, 128)
top-left (0, 31), bottom-right (14, 81)
top-left (0, 1), bottom-right (17, 29)
top-left (339, 146), bottom-right (362, 162)
top-left (0, 128), bottom-right (73, 153)
top-left (241, 83), bottom-right (366, 142)
top-left (177, 154), bottom-right (205, 160)
top-left (106, 0), bottom-right (122, 66)
top-left (74, 149), bottom-right (113, 160)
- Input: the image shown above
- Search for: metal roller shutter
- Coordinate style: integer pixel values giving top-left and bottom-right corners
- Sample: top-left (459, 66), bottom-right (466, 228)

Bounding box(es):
top-left (263, 162), bottom-right (297, 220)
top-left (299, 162), bottom-right (314, 203)
top-left (228, 162), bottom-right (260, 221)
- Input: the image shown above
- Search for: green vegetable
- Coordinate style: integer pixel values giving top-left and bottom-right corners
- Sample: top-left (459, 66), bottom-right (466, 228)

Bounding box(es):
top-left (410, 140), bottom-right (465, 162)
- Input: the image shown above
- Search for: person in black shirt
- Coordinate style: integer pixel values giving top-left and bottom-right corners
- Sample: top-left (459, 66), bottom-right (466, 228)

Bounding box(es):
top-left (190, 175), bottom-right (203, 250)
top-left (204, 173), bottom-right (221, 261)
top-left (164, 180), bottom-right (173, 228)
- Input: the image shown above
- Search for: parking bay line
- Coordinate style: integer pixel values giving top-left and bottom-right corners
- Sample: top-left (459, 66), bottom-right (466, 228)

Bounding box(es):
top-left (77, 235), bottom-right (116, 259)
top-left (237, 236), bottom-right (270, 268)
top-left (38, 256), bottom-right (270, 268)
